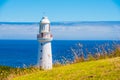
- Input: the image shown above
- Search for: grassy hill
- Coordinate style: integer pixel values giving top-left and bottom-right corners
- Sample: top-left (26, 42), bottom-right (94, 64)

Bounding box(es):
top-left (13, 57), bottom-right (120, 80)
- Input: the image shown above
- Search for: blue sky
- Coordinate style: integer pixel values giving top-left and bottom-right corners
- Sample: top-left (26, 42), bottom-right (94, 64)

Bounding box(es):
top-left (0, 0), bottom-right (120, 22)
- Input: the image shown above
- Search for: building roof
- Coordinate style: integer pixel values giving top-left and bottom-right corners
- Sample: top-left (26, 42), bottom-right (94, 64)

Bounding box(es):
top-left (40, 16), bottom-right (50, 24)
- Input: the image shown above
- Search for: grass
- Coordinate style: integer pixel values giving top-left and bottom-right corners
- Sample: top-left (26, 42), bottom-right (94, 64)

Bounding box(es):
top-left (12, 57), bottom-right (120, 80)
top-left (0, 66), bottom-right (14, 80)
top-left (0, 66), bottom-right (40, 80)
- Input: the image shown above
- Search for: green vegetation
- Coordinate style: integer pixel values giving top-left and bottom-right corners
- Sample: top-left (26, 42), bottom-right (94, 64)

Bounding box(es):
top-left (0, 66), bottom-right (14, 80)
top-left (13, 57), bottom-right (120, 80)
top-left (0, 65), bottom-right (41, 80)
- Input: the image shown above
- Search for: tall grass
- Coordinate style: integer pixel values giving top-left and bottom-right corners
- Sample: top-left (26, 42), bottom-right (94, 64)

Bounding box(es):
top-left (71, 42), bottom-right (120, 63)
top-left (0, 65), bottom-right (41, 80)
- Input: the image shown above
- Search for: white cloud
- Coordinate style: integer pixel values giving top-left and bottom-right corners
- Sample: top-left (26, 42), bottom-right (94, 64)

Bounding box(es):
top-left (51, 25), bottom-right (120, 40)
top-left (0, 24), bottom-right (38, 39)
top-left (0, 23), bottom-right (120, 40)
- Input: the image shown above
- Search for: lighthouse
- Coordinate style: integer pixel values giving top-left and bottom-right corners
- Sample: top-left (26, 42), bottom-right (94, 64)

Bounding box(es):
top-left (37, 16), bottom-right (53, 70)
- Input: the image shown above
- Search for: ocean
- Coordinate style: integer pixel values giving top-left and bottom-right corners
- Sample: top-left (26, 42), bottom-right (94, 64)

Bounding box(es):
top-left (0, 40), bottom-right (120, 67)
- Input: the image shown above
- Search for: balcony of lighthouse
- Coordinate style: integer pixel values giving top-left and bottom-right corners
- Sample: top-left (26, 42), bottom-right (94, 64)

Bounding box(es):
top-left (37, 32), bottom-right (53, 42)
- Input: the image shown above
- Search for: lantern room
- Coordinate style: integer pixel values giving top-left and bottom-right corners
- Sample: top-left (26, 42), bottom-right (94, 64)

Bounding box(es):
top-left (39, 17), bottom-right (50, 33)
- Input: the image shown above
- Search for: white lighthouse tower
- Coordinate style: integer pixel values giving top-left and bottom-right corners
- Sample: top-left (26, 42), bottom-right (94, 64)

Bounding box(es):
top-left (37, 16), bottom-right (53, 70)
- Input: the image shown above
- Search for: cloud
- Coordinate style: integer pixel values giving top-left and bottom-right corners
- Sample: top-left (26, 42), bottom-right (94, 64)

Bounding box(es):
top-left (51, 25), bottom-right (120, 40)
top-left (0, 23), bottom-right (120, 40)
top-left (0, 24), bottom-right (38, 39)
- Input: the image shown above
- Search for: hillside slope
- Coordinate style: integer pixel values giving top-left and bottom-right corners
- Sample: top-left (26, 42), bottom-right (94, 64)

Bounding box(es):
top-left (13, 57), bottom-right (120, 80)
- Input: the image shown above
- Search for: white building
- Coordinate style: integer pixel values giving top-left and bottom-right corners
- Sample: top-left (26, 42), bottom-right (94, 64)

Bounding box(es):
top-left (37, 17), bottom-right (53, 69)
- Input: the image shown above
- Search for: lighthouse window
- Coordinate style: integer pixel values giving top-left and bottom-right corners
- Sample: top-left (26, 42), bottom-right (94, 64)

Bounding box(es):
top-left (41, 33), bottom-right (43, 37)
top-left (40, 50), bottom-right (42, 52)
top-left (40, 57), bottom-right (42, 60)
top-left (39, 25), bottom-right (41, 32)
top-left (49, 24), bottom-right (50, 31)
top-left (41, 43), bottom-right (43, 45)
top-left (43, 25), bottom-right (45, 31)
